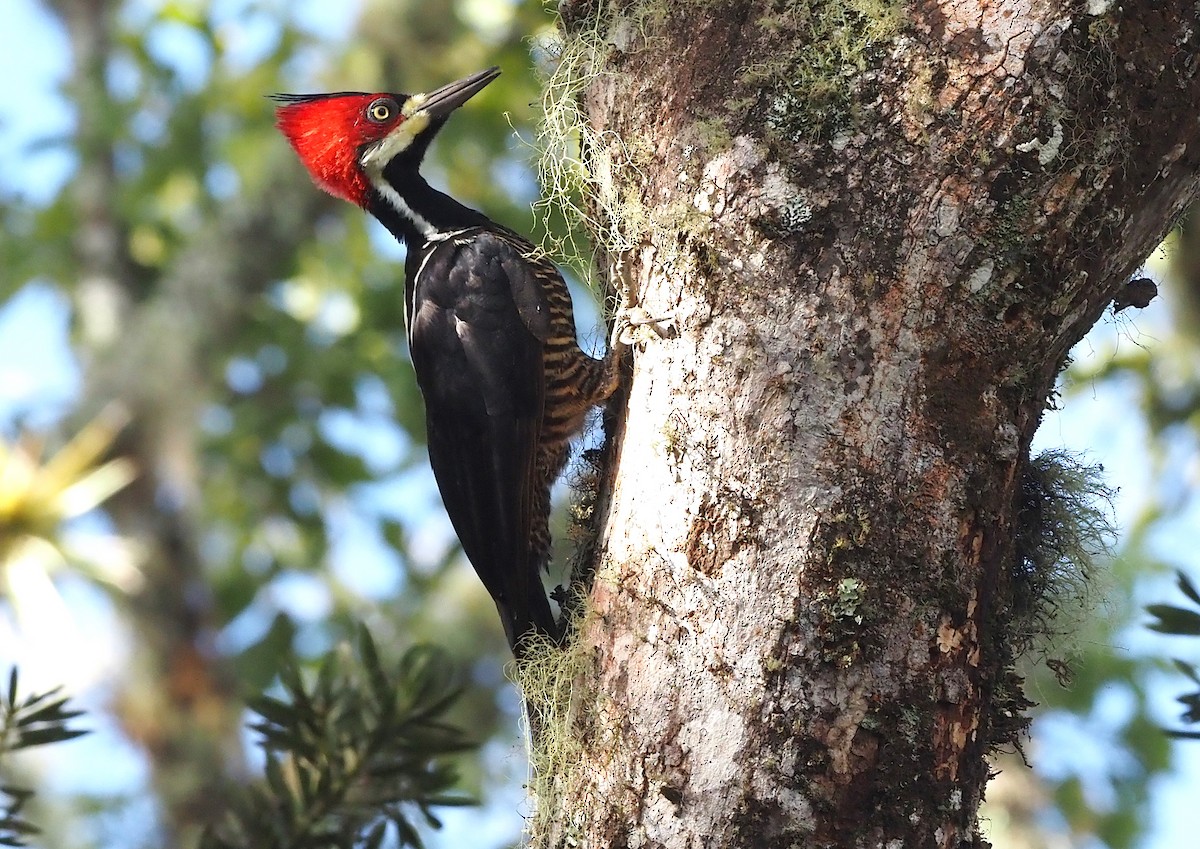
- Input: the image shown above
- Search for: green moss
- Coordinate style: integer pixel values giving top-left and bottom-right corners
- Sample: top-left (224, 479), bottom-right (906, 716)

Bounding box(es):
top-left (812, 509), bottom-right (877, 666)
top-left (532, 4), bottom-right (670, 285)
top-left (533, 0), bottom-right (905, 285)
top-left (825, 510), bottom-right (871, 556)
top-left (657, 413), bottom-right (688, 468)
top-left (752, 0), bottom-right (906, 143)
top-left (828, 577), bottom-right (865, 620)
top-left (983, 193), bottom-right (1035, 258)
top-left (692, 116), bottom-right (734, 156)
top-left (530, 14), bottom-right (624, 284)
top-left (515, 609), bottom-right (608, 844)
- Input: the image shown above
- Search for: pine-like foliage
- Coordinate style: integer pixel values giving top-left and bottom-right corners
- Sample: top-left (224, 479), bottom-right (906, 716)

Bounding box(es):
top-left (1148, 571), bottom-right (1200, 739)
top-left (0, 669), bottom-right (89, 847)
top-left (201, 627), bottom-right (476, 849)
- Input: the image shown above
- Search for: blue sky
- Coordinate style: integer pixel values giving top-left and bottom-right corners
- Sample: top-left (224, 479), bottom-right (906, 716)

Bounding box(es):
top-left (2, 1), bottom-right (1199, 847)
top-left (0, 0), bottom-right (73, 204)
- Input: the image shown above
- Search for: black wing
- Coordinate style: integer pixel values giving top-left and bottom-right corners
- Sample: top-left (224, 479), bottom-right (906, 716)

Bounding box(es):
top-left (407, 230), bottom-right (558, 653)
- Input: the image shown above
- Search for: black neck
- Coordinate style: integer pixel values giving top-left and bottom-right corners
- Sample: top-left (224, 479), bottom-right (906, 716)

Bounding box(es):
top-left (366, 170), bottom-right (490, 248)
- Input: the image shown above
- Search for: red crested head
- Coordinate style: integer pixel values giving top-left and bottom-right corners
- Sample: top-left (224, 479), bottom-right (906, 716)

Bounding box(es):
top-left (273, 67), bottom-right (501, 211)
top-left (272, 92), bottom-right (406, 207)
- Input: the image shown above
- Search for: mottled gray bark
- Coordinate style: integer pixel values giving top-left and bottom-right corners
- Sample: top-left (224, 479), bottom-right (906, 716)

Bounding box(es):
top-left (537, 2), bottom-right (1200, 847)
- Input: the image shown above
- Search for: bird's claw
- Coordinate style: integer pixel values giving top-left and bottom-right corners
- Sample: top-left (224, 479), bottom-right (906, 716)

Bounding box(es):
top-left (611, 306), bottom-right (677, 348)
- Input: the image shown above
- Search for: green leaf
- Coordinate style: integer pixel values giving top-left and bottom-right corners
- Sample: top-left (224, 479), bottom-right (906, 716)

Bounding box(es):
top-left (297, 760), bottom-right (319, 806)
top-left (11, 727), bottom-right (88, 750)
top-left (1146, 604), bottom-right (1200, 635)
top-left (391, 814), bottom-right (423, 849)
top-left (1178, 691), bottom-right (1200, 723)
top-left (417, 803), bottom-right (442, 829)
top-left (0, 818), bottom-right (37, 836)
top-left (1179, 570), bottom-right (1200, 606)
top-left (420, 794), bottom-right (476, 807)
top-left (16, 685), bottom-right (64, 713)
top-left (315, 654), bottom-right (336, 703)
top-left (359, 626), bottom-right (392, 712)
top-left (362, 821), bottom-right (387, 849)
top-left (263, 753), bottom-right (289, 799)
top-left (252, 694), bottom-right (298, 729)
top-left (233, 613), bottom-right (297, 693)
top-left (15, 697), bottom-right (84, 726)
top-left (215, 633), bottom-right (477, 847)
top-left (279, 664), bottom-right (310, 713)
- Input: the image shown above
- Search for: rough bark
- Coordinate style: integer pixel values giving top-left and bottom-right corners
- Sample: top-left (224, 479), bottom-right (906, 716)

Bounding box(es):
top-left (539, 2), bottom-right (1200, 847)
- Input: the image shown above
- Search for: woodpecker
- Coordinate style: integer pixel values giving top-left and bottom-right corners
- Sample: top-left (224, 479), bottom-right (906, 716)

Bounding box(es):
top-left (273, 67), bottom-right (622, 657)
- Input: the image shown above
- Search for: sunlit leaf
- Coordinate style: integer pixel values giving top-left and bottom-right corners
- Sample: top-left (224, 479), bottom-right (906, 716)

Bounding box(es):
top-left (35, 405), bottom-right (130, 499)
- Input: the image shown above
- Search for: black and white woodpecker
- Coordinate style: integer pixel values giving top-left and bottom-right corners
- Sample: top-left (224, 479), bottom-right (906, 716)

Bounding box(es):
top-left (273, 67), bottom-right (623, 657)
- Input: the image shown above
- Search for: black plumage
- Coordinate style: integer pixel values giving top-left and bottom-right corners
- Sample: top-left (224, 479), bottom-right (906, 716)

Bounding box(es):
top-left (407, 229), bottom-right (558, 650)
top-left (397, 222), bottom-right (620, 655)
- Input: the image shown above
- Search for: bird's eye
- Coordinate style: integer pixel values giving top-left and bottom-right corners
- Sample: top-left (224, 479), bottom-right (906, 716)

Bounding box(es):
top-left (367, 98), bottom-right (395, 123)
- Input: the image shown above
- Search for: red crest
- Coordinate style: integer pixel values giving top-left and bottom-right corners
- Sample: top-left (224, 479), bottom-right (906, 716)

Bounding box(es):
top-left (273, 93), bottom-right (403, 207)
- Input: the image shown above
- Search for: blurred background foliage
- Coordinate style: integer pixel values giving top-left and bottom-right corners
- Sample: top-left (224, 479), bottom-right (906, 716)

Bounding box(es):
top-left (0, 1), bottom-right (1198, 848)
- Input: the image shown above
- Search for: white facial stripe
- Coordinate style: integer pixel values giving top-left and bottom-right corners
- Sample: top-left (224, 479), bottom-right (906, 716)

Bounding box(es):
top-left (360, 111), bottom-right (439, 240)
top-left (371, 178), bottom-right (437, 240)
top-left (359, 112), bottom-right (431, 173)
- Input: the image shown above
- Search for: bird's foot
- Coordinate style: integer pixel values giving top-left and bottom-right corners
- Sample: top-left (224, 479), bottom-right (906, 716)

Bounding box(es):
top-left (611, 305), bottom-right (677, 349)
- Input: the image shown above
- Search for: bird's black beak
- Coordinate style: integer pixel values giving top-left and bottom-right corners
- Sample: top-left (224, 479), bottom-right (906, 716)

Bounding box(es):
top-left (419, 67), bottom-right (501, 119)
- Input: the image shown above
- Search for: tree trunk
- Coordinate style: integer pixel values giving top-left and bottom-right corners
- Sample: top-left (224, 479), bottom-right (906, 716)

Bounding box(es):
top-left (534, 2), bottom-right (1200, 846)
